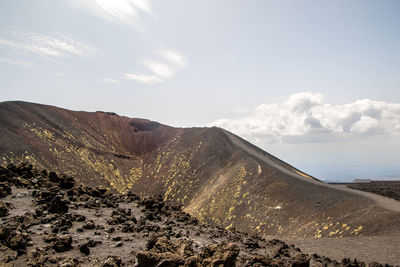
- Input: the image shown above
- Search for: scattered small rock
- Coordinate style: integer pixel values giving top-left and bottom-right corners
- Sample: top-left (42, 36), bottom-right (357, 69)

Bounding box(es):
top-left (79, 243), bottom-right (90, 256)
top-left (83, 220), bottom-right (96, 230)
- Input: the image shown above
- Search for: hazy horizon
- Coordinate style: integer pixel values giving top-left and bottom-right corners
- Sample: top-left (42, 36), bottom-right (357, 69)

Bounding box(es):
top-left (1, 0), bottom-right (400, 181)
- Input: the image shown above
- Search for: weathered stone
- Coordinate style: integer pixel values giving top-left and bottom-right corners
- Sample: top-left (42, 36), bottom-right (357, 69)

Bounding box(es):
top-left (101, 255), bottom-right (122, 267)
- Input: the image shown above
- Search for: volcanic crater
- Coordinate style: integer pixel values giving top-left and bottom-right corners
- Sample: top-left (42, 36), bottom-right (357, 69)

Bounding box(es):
top-left (0, 101), bottom-right (399, 265)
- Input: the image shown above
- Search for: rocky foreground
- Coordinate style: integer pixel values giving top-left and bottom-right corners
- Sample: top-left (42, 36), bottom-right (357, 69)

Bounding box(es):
top-left (0, 164), bottom-right (393, 266)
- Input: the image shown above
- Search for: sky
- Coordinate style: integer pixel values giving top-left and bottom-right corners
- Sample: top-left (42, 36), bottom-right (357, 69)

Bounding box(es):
top-left (1, 0), bottom-right (400, 181)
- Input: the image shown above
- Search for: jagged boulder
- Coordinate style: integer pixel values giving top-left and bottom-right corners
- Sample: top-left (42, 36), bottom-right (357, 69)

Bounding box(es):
top-left (48, 172), bottom-right (75, 189)
top-left (101, 255), bottom-right (122, 267)
top-left (140, 195), bottom-right (164, 211)
top-left (0, 182), bottom-right (11, 198)
top-left (52, 213), bottom-right (73, 233)
top-left (137, 237), bottom-right (240, 267)
top-left (43, 234), bottom-right (73, 252)
top-left (136, 251), bottom-right (185, 267)
top-left (0, 200), bottom-right (9, 217)
top-left (0, 222), bottom-right (29, 254)
top-left (200, 242), bottom-right (240, 267)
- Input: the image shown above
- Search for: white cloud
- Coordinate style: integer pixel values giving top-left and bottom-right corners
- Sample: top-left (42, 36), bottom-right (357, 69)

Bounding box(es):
top-left (0, 32), bottom-right (96, 59)
top-left (0, 56), bottom-right (34, 68)
top-left (142, 59), bottom-right (175, 78)
top-left (124, 72), bottom-right (162, 84)
top-left (210, 92), bottom-right (400, 144)
top-left (0, 38), bottom-right (63, 57)
top-left (131, 0), bottom-right (153, 13)
top-left (125, 48), bottom-right (187, 84)
top-left (32, 33), bottom-right (97, 57)
top-left (68, 0), bottom-right (153, 26)
top-left (155, 49), bottom-right (187, 68)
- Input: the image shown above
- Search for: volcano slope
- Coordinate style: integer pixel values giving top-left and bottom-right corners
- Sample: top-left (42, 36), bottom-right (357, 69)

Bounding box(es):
top-left (0, 101), bottom-right (399, 243)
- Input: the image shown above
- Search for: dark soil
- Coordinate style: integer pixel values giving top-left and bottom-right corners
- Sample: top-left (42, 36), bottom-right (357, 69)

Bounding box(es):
top-left (347, 182), bottom-right (400, 201)
top-left (0, 163), bottom-right (392, 267)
